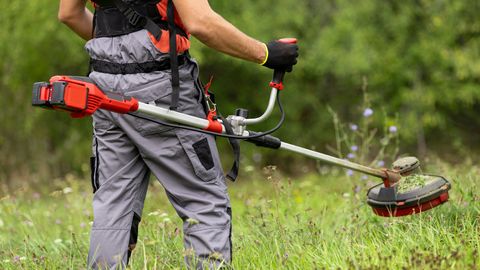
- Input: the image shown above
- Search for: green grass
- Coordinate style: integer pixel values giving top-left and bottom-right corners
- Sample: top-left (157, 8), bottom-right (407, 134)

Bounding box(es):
top-left (1, 163), bottom-right (479, 269)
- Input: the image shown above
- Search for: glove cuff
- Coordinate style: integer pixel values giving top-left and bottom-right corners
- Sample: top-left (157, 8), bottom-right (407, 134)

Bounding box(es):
top-left (259, 43), bottom-right (269, 66)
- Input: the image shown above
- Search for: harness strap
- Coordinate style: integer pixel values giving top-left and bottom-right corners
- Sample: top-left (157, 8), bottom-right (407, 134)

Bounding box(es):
top-left (111, 0), bottom-right (162, 39)
top-left (112, 0), bottom-right (187, 40)
top-left (219, 115), bottom-right (240, 181)
top-left (90, 56), bottom-right (187, 74)
top-left (105, 0), bottom-right (185, 111)
top-left (167, 0), bottom-right (180, 111)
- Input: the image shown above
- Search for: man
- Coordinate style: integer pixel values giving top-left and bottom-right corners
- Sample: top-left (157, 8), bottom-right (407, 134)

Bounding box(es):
top-left (58, 0), bottom-right (298, 268)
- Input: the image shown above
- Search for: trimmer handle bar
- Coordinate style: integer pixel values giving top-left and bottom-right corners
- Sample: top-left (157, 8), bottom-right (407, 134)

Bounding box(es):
top-left (32, 76), bottom-right (139, 118)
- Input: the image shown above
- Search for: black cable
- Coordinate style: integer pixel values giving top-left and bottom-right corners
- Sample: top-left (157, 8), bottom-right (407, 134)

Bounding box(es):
top-left (127, 93), bottom-right (285, 139)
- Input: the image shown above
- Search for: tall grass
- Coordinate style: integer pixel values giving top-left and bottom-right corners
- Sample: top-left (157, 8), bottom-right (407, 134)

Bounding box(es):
top-left (1, 162), bottom-right (478, 269)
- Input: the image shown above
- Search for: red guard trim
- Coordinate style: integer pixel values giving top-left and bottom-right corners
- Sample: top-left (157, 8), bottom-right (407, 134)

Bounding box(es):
top-left (204, 110), bottom-right (223, 133)
top-left (372, 191), bottom-right (449, 217)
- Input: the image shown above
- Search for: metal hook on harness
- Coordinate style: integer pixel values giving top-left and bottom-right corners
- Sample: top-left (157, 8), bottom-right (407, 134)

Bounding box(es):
top-left (206, 96), bottom-right (217, 113)
top-left (203, 75), bottom-right (217, 113)
top-left (203, 77), bottom-right (222, 133)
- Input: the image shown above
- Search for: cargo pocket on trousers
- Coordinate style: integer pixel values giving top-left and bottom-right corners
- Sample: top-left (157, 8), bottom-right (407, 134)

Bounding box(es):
top-left (126, 79), bottom-right (175, 136)
top-left (176, 130), bottom-right (217, 182)
top-left (192, 138), bottom-right (214, 170)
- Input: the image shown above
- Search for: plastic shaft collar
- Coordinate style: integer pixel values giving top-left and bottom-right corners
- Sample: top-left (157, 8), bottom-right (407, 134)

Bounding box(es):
top-left (269, 81), bottom-right (284, 90)
top-left (204, 110), bottom-right (223, 133)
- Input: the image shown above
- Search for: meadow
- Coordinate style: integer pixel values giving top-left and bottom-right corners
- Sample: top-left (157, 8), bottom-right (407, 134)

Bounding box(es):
top-left (1, 161), bottom-right (479, 269)
top-left (1, 1), bottom-right (479, 269)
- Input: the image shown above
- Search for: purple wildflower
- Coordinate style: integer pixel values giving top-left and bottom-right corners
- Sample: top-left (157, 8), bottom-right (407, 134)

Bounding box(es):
top-left (350, 124), bottom-right (358, 131)
top-left (363, 108), bottom-right (374, 117)
top-left (377, 160), bottom-right (385, 167)
top-left (389, 126), bottom-right (398, 133)
top-left (346, 169), bottom-right (354, 176)
top-left (13, 256), bottom-right (20, 263)
top-left (350, 145), bottom-right (358, 152)
top-left (347, 153), bottom-right (356, 159)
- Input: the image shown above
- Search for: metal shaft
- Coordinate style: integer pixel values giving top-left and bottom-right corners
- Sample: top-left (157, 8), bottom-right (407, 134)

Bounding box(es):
top-left (280, 142), bottom-right (387, 179)
top-left (137, 102), bottom-right (225, 133)
top-left (137, 100), bottom-right (388, 180)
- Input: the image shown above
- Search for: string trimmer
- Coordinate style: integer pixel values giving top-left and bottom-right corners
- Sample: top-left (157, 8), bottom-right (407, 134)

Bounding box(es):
top-left (32, 39), bottom-right (451, 217)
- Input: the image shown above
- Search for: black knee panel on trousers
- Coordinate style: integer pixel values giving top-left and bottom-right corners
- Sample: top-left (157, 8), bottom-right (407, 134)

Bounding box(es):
top-left (127, 213), bottom-right (141, 263)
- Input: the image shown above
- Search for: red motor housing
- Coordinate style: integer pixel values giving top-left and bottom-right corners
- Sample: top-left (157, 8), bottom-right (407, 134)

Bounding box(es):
top-left (32, 76), bottom-right (139, 118)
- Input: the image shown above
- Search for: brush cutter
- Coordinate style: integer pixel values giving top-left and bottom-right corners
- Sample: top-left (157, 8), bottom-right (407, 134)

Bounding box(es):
top-left (31, 40), bottom-right (451, 217)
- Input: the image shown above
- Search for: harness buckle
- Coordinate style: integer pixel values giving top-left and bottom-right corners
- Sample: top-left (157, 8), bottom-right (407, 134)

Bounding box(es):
top-left (125, 9), bottom-right (145, 26)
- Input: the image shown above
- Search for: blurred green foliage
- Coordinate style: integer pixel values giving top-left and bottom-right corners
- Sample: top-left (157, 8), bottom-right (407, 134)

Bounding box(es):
top-left (0, 0), bottom-right (479, 184)
top-left (0, 1), bottom-right (91, 183)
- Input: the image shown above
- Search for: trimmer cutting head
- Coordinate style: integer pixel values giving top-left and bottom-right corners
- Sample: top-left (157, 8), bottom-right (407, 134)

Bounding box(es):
top-left (367, 175), bottom-right (450, 217)
top-left (367, 157), bottom-right (451, 217)
top-left (392, 156), bottom-right (421, 176)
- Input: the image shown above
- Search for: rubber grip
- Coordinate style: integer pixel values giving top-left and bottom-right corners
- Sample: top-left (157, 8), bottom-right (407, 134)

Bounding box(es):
top-left (272, 38), bottom-right (297, 84)
top-left (278, 38), bottom-right (297, 44)
top-left (246, 131), bottom-right (282, 149)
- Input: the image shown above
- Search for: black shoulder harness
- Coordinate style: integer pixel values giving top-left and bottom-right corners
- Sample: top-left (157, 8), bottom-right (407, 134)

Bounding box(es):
top-left (92, 0), bottom-right (185, 111)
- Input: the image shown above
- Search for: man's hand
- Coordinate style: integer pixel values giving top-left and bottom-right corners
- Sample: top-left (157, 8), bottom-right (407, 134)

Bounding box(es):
top-left (58, 0), bottom-right (94, 40)
top-left (262, 40), bottom-right (299, 72)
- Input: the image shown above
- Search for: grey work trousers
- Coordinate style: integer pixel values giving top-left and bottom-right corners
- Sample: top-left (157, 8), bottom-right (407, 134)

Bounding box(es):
top-left (85, 30), bottom-right (232, 269)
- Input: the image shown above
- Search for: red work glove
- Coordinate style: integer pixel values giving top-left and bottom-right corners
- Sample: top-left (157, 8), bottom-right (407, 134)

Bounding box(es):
top-left (261, 40), bottom-right (299, 72)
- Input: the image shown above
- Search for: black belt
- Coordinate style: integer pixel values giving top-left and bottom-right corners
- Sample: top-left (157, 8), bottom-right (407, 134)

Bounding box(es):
top-left (90, 55), bottom-right (187, 75)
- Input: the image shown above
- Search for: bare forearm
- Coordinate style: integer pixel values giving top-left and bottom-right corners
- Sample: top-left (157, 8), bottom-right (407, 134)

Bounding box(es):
top-left (174, 0), bottom-right (266, 64)
top-left (58, 0), bottom-right (94, 40)
top-left (194, 13), bottom-right (266, 63)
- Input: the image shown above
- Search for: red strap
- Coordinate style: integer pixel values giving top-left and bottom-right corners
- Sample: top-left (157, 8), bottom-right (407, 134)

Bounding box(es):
top-left (204, 76), bottom-right (214, 95)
